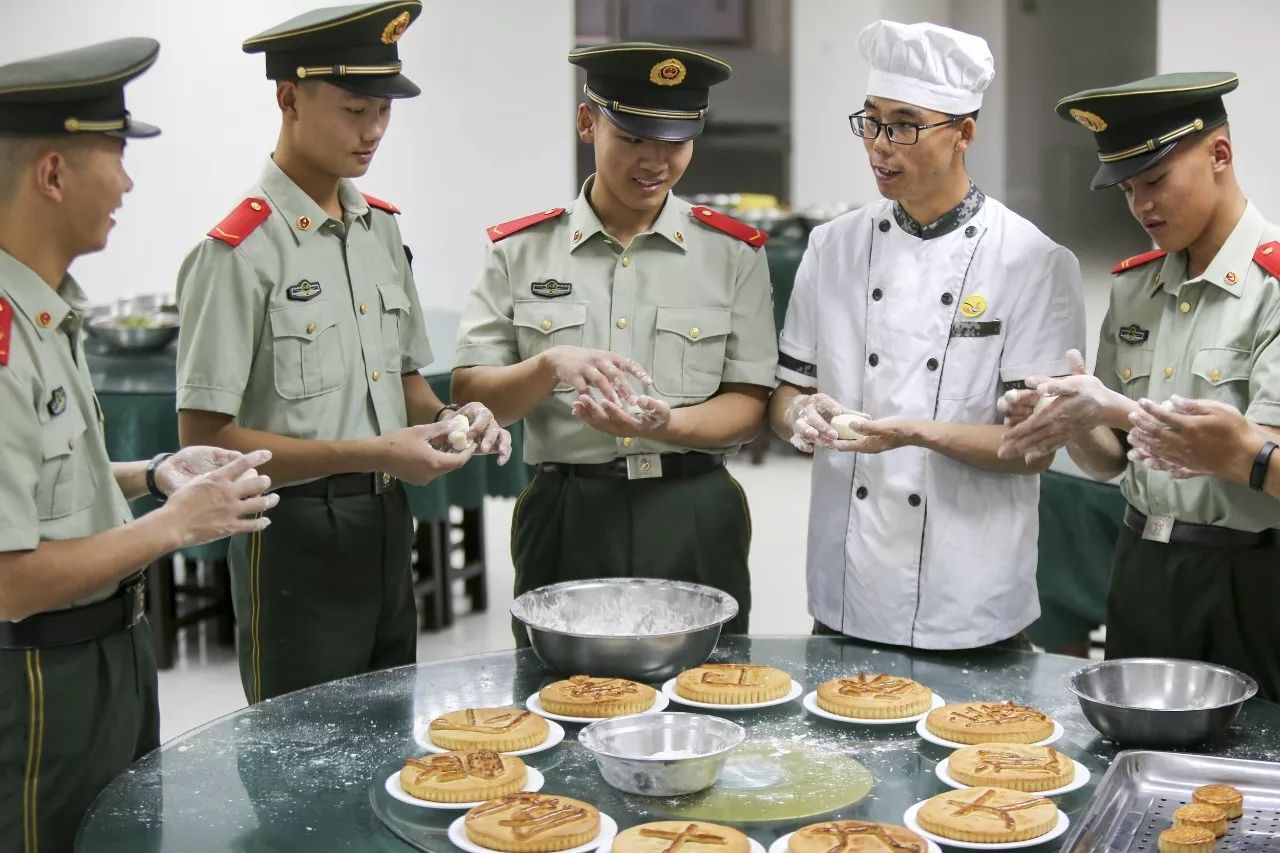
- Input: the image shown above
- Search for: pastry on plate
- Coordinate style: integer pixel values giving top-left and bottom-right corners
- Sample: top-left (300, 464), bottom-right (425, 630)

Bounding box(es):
top-left (947, 742), bottom-right (1074, 791)
top-left (1157, 826), bottom-right (1215, 853)
top-left (815, 673), bottom-right (932, 719)
top-left (789, 819), bottom-right (928, 853)
top-left (1192, 783), bottom-right (1243, 819)
top-left (538, 675), bottom-right (655, 718)
top-left (674, 663), bottom-right (791, 704)
top-left (428, 707), bottom-right (549, 752)
top-left (925, 701), bottom-right (1054, 744)
top-left (916, 786), bottom-right (1057, 844)
top-left (464, 792), bottom-right (600, 853)
top-left (612, 821), bottom-right (750, 853)
top-left (1172, 803), bottom-right (1227, 837)
top-left (399, 749), bottom-right (527, 803)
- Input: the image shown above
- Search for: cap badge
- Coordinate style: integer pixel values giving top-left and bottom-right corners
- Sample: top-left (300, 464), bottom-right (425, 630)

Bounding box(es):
top-left (1069, 108), bottom-right (1107, 132)
top-left (381, 11), bottom-right (411, 44)
top-left (650, 58), bottom-right (687, 87)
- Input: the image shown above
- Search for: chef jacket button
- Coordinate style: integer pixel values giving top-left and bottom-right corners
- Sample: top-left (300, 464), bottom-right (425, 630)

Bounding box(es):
top-left (856, 486), bottom-right (868, 500)
top-left (868, 353), bottom-right (879, 367)
top-left (879, 220), bottom-right (890, 233)
top-left (926, 357), bottom-right (939, 371)
top-left (908, 493), bottom-right (922, 507)
top-left (941, 293), bottom-right (954, 305)
top-left (965, 225), bottom-right (977, 238)
top-left (872, 288), bottom-right (883, 301)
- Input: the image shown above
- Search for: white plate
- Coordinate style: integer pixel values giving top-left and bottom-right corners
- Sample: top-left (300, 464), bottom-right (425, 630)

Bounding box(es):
top-left (421, 719), bottom-right (566, 756)
top-left (385, 766), bottom-right (545, 810)
top-left (661, 678), bottom-right (804, 710)
top-left (525, 691), bottom-right (669, 724)
top-left (934, 756), bottom-right (1090, 797)
top-left (604, 836), bottom-right (766, 853)
top-left (449, 811), bottom-right (618, 853)
top-left (903, 800), bottom-right (1069, 850)
top-left (915, 718), bottom-right (1064, 749)
top-left (802, 690), bottom-right (946, 725)
top-left (769, 831), bottom-right (941, 853)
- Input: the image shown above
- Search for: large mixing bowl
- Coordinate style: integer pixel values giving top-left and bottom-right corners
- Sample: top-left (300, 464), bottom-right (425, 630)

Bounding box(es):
top-left (85, 311), bottom-right (179, 353)
top-left (1068, 657), bottom-right (1257, 747)
top-left (510, 578), bottom-right (737, 682)
top-left (579, 712), bottom-right (744, 796)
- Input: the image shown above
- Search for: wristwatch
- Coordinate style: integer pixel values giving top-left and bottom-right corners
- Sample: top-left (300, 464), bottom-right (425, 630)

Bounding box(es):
top-left (145, 452), bottom-right (174, 500)
top-left (1249, 441), bottom-right (1277, 491)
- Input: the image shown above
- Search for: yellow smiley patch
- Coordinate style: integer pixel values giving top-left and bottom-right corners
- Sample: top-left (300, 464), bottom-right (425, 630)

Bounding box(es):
top-left (960, 295), bottom-right (987, 318)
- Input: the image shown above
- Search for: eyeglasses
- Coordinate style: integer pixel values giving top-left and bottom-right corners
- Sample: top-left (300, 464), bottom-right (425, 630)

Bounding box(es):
top-left (848, 110), bottom-right (968, 145)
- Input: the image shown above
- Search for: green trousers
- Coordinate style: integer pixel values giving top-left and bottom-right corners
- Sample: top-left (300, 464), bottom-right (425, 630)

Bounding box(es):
top-left (228, 482), bottom-right (417, 703)
top-left (510, 466), bottom-right (753, 646)
top-left (0, 620), bottom-right (158, 853)
top-left (1107, 526), bottom-right (1280, 702)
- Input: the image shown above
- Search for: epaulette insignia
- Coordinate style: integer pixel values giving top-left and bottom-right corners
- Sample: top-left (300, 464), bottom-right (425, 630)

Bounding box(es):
top-left (1253, 242), bottom-right (1280, 279)
top-left (0, 298), bottom-right (11, 366)
top-left (690, 206), bottom-right (768, 248)
top-left (208, 198), bottom-right (271, 248)
top-left (363, 193), bottom-right (400, 215)
top-left (487, 208), bottom-right (565, 242)
top-left (1110, 248), bottom-right (1166, 275)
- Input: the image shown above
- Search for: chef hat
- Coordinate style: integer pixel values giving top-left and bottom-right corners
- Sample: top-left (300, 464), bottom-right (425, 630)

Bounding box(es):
top-left (858, 20), bottom-right (994, 115)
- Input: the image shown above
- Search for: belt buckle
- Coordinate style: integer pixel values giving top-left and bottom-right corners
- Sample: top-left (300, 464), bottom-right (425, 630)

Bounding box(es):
top-left (1142, 513), bottom-right (1175, 543)
top-left (378, 471), bottom-right (393, 492)
top-left (126, 583), bottom-right (146, 629)
top-left (626, 454), bottom-right (663, 480)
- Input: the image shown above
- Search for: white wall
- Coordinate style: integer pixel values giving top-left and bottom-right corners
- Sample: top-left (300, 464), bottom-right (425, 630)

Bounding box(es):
top-left (1157, 0), bottom-right (1280, 218)
top-left (0, 0), bottom-right (575, 312)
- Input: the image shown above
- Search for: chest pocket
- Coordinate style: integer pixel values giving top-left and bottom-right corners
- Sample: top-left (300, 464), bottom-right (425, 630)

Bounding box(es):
top-left (939, 319), bottom-right (1004, 402)
top-left (269, 302), bottom-right (347, 400)
top-left (38, 404), bottom-right (96, 521)
top-left (1111, 346), bottom-right (1154, 397)
top-left (1191, 346), bottom-right (1252, 404)
top-left (514, 300), bottom-right (587, 352)
top-left (378, 283), bottom-right (411, 372)
top-left (653, 306), bottom-right (732, 399)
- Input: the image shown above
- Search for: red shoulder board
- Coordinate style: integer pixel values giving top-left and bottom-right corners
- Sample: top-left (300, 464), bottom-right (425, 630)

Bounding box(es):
top-left (1254, 242), bottom-right (1280, 279)
top-left (1110, 248), bottom-right (1166, 275)
top-left (487, 208), bottom-right (565, 242)
top-left (690, 206), bottom-right (768, 248)
top-left (0, 298), bottom-right (11, 367)
top-left (208, 198), bottom-right (271, 248)
top-left (363, 193), bottom-right (400, 215)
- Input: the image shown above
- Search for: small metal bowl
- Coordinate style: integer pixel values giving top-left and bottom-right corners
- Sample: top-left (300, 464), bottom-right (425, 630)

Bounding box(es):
top-left (1069, 657), bottom-right (1258, 747)
top-left (579, 712), bottom-right (744, 796)
top-left (85, 311), bottom-right (179, 353)
top-left (511, 578), bottom-right (738, 682)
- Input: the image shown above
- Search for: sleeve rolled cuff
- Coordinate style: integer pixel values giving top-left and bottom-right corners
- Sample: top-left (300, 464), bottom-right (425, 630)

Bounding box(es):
top-left (176, 384), bottom-right (244, 417)
top-left (1246, 399), bottom-right (1280, 426)
top-left (0, 523), bottom-right (40, 553)
top-left (999, 358), bottom-right (1072, 384)
top-left (451, 345), bottom-right (519, 369)
top-left (721, 359), bottom-right (778, 389)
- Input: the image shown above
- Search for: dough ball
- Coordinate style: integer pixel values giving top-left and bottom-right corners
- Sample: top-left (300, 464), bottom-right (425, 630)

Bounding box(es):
top-left (1032, 394), bottom-right (1058, 414)
top-left (448, 415), bottom-right (470, 433)
top-left (448, 430), bottom-right (469, 451)
top-left (831, 413), bottom-right (867, 440)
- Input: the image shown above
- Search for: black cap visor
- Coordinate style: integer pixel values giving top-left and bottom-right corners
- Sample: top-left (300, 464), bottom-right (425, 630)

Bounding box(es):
top-left (599, 105), bottom-right (703, 142)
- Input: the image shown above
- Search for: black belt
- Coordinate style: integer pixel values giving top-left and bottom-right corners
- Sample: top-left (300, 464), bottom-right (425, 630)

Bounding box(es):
top-left (0, 576), bottom-right (146, 650)
top-left (538, 453), bottom-right (725, 481)
top-left (1124, 505), bottom-right (1277, 548)
top-left (276, 471), bottom-right (398, 499)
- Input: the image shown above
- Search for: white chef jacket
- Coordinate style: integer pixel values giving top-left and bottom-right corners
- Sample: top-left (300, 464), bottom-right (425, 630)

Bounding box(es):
top-left (778, 193), bottom-right (1086, 649)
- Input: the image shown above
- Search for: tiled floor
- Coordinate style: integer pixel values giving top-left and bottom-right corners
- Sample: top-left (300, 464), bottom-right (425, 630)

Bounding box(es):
top-left (155, 447), bottom-right (817, 743)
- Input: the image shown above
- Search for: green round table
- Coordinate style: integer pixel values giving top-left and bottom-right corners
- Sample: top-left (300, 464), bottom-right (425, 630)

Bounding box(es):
top-left (76, 635), bottom-right (1280, 851)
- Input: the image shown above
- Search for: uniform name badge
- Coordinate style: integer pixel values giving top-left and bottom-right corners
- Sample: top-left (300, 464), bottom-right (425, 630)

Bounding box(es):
top-left (626, 453), bottom-right (663, 480)
top-left (1141, 513), bottom-right (1175, 543)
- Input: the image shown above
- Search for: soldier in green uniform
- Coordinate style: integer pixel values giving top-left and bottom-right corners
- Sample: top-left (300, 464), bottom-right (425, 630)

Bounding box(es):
top-left (176, 1), bottom-right (511, 703)
top-left (452, 44), bottom-right (778, 640)
top-left (0, 38), bottom-right (276, 853)
top-left (999, 73), bottom-right (1280, 700)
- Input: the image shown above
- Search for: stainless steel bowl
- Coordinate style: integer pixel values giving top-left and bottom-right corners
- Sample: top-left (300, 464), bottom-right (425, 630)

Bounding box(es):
top-left (85, 312), bottom-right (179, 353)
top-left (510, 578), bottom-right (738, 682)
top-left (1068, 657), bottom-right (1258, 747)
top-left (579, 712), bottom-right (744, 796)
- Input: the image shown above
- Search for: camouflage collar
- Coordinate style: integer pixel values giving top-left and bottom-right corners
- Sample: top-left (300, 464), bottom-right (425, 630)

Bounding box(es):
top-left (892, 183), bottom-right (985, 240)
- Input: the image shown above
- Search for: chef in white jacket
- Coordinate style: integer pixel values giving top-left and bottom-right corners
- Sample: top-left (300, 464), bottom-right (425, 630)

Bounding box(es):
top-left (767, 20), bottom-right (1086, 650)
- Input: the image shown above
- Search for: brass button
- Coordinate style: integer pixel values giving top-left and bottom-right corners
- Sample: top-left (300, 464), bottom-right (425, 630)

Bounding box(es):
top-left (359, 303), bottom-right (369, 315)
top-left (674, 231), bottom-right (684, 244)
top-left (621, 256), bottom-right (632, 267)
top-left (1164, 366), bottom-right (1174, 379)
top-left (372, 370), bottom-right (382, 382)
top-left (540, 319), bottom-right (552, 332)
top-left (306, 323), bottom-right (317, 335)
top-left (249, 201), bottom-right (263, 212)
top-left (1210, 368), bottom-right (1222, 382)
top-left (1122, 367), bottom-right (1132, 380)
top-left (689, 327), bottom-right (700, 339)
top-left (67, 437), bottom-right (75, 450)
top-left (621, 437), bottom-right (634, 448)
top-left (616, 318), bottom-right (627, 330)
top-left (1180, 301), bottom-right (1192, 314)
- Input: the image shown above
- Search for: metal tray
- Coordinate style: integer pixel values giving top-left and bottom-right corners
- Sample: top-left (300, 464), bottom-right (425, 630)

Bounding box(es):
top-left (1063, 750), bottom-right (1280, 851)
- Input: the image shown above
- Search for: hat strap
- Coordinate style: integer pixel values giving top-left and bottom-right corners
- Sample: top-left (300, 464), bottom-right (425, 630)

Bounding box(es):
top-left (64, 112), bottom-right (129, 133)
top-left (1098, 117), bottom-right (1206, 163)
top-left (295, 62), bottom-right (402, 80)
top-left (582, 84), bottom-right (704, 121)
